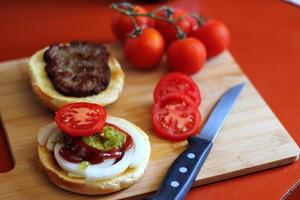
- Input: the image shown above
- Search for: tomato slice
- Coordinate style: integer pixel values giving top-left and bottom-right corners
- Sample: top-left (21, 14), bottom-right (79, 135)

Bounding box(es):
top-left (152, 94), bottom-right (201, 141)
top-left (153, 72), bottom-right (201, 107)
top-left (55, 102), bottom-right (107, 137)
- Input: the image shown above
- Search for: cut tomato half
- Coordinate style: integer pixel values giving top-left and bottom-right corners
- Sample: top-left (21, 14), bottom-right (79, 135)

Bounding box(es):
top-left (152, 94), bottom-right (201, 141)
top-left (153, 72), bottom-right (201, 107)
top-left (55, 102), bottom-right (107, 137)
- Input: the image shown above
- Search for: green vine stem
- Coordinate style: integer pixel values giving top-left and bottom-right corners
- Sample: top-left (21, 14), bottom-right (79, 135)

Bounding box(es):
top-left (110, 2), bottom-right (186, 39)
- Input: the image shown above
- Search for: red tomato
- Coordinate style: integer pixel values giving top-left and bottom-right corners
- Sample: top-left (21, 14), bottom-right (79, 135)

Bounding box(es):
top-left (152, 94), bottom-right (201, 141)
top-left (167, 37), bottom-right (206, 75)
top-left (111, 5), bottom-right (153, 42)
top-left (190, 20), bottom-right (230, 58)
top-left (154, 8), bottom-right (194, 47)
top-left (124, 28), bottom-right (165, 69)
top-left (154, 72), bottom-right (201, 106)
top-left (55, 102), bottom-right (107, 137)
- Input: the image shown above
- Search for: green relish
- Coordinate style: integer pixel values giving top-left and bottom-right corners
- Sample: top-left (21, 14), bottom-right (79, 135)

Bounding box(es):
top-left (82, 125), bottom-right (126, 151)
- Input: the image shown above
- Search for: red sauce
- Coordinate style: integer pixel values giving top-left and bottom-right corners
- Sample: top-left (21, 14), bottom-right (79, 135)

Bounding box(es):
top-left (59, 123), bottom-right (133, 164)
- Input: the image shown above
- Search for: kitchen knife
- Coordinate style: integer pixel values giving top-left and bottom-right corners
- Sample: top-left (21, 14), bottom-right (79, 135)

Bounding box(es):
top-left (146, 83), bottom-right (245, 200)
top-left (281, 179), bottom-right (300, 200)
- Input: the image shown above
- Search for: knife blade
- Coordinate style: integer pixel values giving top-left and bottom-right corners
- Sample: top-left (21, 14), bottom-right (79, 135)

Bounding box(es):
top-left (146, 83), bottom-right (245, 200)
top-left (281, 179), bottom-right (300, 200)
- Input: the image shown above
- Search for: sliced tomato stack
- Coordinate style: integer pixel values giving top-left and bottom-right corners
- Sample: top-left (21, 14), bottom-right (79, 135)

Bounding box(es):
top-left (152, 72), bottom-right (202, 141)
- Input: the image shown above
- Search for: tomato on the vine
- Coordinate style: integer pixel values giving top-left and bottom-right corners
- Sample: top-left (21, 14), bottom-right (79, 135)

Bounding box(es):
top-left (152, 94), bottom-right (201, 141)
top-left (154, 8), bottom-right (195, 47)
top-left (124, 27), bottom-right (165, 69)
top-left (167, 37), bottom-right (206, 75)
top-left (55, 102), bottom-right (107, 137)
top-left (190, 20), bottom-right (230, 58)
top-left (111, 5), bottom-right (153, 42)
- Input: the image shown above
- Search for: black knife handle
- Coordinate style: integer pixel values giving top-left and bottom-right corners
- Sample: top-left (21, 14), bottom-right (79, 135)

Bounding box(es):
top-left (146, 137), bottom-right (213, 200)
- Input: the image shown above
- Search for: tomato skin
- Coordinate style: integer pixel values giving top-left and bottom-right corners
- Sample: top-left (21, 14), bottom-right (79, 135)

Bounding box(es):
top-left (154, 72), bottom-right (201, 107)
top-left (154, 8), bottom-right (194, 47)
top-left (152, 94), bottom-right (201, 141)
top-left (190, 20), bottom-right (230, 58)
top-left (167, 37), bottom-right (206, 75)
top-left (111, 6), bottom-right (152, 42)
top-left (124, 28), bottom-right (165, 69)
top-left (55, 102), bottom-right (107, 137)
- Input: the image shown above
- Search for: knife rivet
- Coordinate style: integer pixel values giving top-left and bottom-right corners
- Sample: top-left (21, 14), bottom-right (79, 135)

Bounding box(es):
top-left (187, 153), bottom-right (195, 159)
top-left (170, 181), bottom-right (180, 188)
top-left (179, 167), bottom-right (188, 173)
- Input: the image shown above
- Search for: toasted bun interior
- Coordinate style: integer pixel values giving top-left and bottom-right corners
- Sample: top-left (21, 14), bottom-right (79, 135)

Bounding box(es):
top-left (29, 47), bottom-right (125, 111)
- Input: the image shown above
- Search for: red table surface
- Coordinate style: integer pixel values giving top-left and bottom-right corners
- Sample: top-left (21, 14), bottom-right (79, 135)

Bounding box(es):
top-left (1, 0), bottom-right (300, 199)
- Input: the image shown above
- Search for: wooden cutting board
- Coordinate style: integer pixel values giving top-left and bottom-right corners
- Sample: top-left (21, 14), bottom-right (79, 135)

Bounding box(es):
top-left (0, 44), bottom-right (299, 200)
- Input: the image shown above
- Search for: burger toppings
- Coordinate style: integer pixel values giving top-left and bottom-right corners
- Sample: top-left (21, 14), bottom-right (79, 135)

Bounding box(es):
top-left (38, 117), bottom-right (150, 180)
top-left (50, 103), bottom-right (132, 164)
top-left (37, 103), bottom-right (151, 180)
top-left (59, 124), bottom-right (132, 164)
top-left (44, 41), bottom-right (111, 97)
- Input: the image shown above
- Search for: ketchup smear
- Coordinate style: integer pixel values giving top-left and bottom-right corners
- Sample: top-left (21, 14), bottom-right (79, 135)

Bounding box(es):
top-left (59, 124), bottom-right (133, 164)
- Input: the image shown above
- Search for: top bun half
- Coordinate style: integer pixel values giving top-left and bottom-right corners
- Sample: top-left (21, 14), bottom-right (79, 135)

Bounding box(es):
top-left (29, 46), bottom-right (125, 111)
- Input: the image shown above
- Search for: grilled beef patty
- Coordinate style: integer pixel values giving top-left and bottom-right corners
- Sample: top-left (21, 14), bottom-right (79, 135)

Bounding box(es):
top-left (44, 41), bottom-right (111, 97)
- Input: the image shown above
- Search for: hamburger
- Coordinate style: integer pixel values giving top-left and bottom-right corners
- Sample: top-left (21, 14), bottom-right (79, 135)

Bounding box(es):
top-left (37, 102), bottom-right (151, 195)
top-left (29, 41), bottom-right (124, 111)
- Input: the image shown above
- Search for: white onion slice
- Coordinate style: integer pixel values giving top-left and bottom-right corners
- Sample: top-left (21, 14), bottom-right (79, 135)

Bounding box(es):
top-left (86, 147), bottom-right (133, 180)
top-left (46, 129), bottom-right (61, 151)
top-left (37, 122), bottom-right (57, 146)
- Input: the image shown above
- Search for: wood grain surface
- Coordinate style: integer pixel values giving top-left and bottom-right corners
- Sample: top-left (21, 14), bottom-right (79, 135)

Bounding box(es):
top-left (0, 44), bottom-right (298, 200)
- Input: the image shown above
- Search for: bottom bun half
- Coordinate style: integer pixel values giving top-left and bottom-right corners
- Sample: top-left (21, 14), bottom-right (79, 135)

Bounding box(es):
top-left (38, 118), bottom-right (151, 195)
